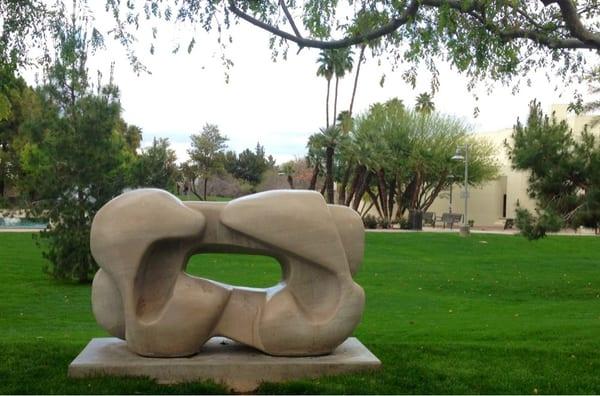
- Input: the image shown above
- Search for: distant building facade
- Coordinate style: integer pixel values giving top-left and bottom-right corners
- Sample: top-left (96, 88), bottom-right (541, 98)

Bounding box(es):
top-left (427, 105), bottom-right (600, 227)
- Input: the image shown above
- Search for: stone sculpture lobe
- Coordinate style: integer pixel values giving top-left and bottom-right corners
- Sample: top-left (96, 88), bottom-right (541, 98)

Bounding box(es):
top-left (90, 188), bottom-right (365, 357)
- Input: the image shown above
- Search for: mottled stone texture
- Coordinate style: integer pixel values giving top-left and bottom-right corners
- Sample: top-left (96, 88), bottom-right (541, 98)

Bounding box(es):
top-left (69, 337), bottom-right (381, 392)
top-left (90, 189), bottom-right (366, 357)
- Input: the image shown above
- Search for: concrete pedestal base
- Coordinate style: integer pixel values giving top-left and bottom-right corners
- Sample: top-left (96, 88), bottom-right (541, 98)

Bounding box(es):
top-left (68, 337), bottom-right (381, 392)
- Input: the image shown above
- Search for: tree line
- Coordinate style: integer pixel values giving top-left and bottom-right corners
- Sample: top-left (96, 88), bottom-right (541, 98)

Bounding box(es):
top-left (298, 97), bottom-right (499, 226)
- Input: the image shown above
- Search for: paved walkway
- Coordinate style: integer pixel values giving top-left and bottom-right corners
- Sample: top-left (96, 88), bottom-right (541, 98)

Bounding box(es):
top-left (367, 226), bottom-right (599, 237)
top-left (2, 226), bottom-right (597, 237)
top-left (0, 228), bottom-right (44, 233)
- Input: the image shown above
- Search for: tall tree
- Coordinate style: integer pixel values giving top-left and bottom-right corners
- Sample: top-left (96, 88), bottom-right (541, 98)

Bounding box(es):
top-left (319, 125), bottom-right (346, 204)
top-left (337, 99), bottom-right (498, 224)
top-left (187, 123), bottom-right (228, 200)
top-left (306, 133), bottom-right (325, 191)
top-left (415, 92), bottom-right (435, 115)
top-left (281, 161), bottom-right (295, 189)
top-left (507, 100), bottom-right (600, 239)
top-left (316, 50), bottom-right (334, 128)
top-left (348, 44), bottom-right (365, 117)
top-left (224, 142), bottom-right (270, 189)
top-left (330, 48), bottom-right (354, 126)
top-left (113, 118), bottom-right (143, 154)
top-left (132, 137), bottom-right (179, 191)
top-left (0, 69), bottom-right (40, 198)
top-left (18, 4), bottom-right (132, 282)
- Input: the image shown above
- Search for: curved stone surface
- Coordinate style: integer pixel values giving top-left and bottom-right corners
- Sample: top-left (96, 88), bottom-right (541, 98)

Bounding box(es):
top-left (90, 189), bottom-right (366, 357)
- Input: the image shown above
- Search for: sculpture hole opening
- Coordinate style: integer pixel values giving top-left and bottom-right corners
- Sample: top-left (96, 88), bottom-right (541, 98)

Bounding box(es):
top-left (185, 253), bottom-right (282, 289)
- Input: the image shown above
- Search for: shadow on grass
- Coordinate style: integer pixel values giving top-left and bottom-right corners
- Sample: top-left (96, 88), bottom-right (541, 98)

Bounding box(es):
top-left (3, 341), bottom-right (600, 394)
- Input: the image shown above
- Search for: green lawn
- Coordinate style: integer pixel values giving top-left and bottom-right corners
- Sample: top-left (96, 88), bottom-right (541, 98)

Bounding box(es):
top-left (2, 232), bottom-right (600, 394)
top-left (176, 194), bottom-right (231, 202)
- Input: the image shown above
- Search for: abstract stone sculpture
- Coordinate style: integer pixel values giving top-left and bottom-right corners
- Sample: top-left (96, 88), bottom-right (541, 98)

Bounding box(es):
top-left (90, 189), bottom-right (366, 358)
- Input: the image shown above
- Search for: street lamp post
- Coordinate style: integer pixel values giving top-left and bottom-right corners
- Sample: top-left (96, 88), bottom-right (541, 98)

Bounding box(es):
top-left (447, 174), bottom-right (454, 214)
top-left (452, 145), bottom-right (470, 236)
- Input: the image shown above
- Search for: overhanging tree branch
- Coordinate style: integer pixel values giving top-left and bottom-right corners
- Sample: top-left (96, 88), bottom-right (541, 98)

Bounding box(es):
top-left (228, 0), bottom-right (600, 51)
top-left (540, 0), bottom-right (600, 48)
top-left (228, 0), bottom-right (420, 49)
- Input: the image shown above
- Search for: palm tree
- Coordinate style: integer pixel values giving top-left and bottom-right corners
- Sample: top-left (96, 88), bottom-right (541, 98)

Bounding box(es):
top-left (281, 161), bottom-right (295, 189)
top-left (316, 51), bottom-right (334, 128)
top-left (415, 92), bottom-right (435, 114)
top-left (348, 44), bottom-right (366, 117)
top-left (319, 125), bottom-right (345, 204)
top-left (306, 133), bottom-right (325, 190)
top-left (331, 48), bottom-right (354, 126)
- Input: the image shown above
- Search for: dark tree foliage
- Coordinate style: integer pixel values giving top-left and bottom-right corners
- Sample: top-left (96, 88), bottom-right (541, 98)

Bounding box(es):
top-left (18, 10), bottom-right (133, 282)
top-left (132, 137), bottom-right (179, 191)
top-left (1, 1), bottom-right (599, 98)
top-left (114, 118), bottom-right (143, 154)
top-left (507, 101), bottom-right (600, 239)
top-left (107, 0), bottom-right (600, 92)
top-left (0, 69), bottom-right (40, 199)
top-left (224, 143), bottom-right (272, 188)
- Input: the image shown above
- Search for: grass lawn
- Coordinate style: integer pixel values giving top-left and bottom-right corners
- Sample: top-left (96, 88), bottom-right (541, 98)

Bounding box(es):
top-left (2, 232), bottom-right (600, 394)
top-left (176, 194), bottom-right (231, 202)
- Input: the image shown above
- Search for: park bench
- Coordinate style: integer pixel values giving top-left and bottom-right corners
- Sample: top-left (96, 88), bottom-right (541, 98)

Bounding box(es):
top-left (439, 213), bottom-right (462, 229)
top-left (423, 212), bottom-right (436, 227)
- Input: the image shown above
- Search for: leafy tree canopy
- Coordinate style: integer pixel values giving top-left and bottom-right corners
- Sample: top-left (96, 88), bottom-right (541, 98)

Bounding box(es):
top-left (507, 100), bottom-right (600, 239)
top-left (2, 1), bottom-right (599, 91)
top-left (224, 143), bottom-right (272, 188)
top-left (132, 137), bottom-right (179, 190)
top-left (186, 123), bottom-right (228, 200)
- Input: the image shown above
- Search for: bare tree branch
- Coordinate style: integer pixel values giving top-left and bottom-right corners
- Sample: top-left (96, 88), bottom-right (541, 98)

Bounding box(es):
top-left (278, 0), bottom-right (302, 39)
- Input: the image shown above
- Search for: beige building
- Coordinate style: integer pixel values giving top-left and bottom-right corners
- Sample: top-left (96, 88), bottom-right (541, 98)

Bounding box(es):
top-left (427, 105), bottom-right (600, 227)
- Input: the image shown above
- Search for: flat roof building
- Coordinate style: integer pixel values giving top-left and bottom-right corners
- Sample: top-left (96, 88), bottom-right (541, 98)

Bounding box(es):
top-left (427, 105), bottom-right (600, 228)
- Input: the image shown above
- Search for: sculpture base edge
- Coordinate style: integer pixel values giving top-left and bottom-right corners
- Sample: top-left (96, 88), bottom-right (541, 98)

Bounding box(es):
top-left (68, 337), bottom-right (381, 392)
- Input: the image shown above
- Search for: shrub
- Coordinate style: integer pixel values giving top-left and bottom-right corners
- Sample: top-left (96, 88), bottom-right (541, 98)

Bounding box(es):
top-left (398, 217), bottom-right (411, 230)
top-left (362, 214), bottom-right (378, 229)
top-left (378, 217), bottom-right (392, 229)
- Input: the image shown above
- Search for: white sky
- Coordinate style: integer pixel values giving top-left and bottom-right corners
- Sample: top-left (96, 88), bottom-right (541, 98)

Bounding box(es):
top-left (25, 3), bottom-right (600, 164)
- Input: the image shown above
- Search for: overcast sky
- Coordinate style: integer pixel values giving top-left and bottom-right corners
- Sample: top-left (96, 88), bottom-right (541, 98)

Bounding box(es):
top-left (25, 3), bottom-right (600, 164)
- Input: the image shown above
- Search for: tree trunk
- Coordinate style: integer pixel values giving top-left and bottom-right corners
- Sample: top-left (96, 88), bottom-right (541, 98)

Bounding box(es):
top-left (366, 188), bottom-right (383, 219)
top-left (287, 175), bottom-right (294, 189)
top-left (348, 45), bottom-right (366, 117)
top-left (421, 176), bottom-right (448, 212)
top-left (360, 200), bottom-right (375, 217)
top-left (346, 164), bottom-right (365, 206)
top-left (190, 177), bottom-right (203, 200)
top-left (352, 171), bottom-right (372, 211)
top-left (410, 171), bottom-right (422, 210)
top-left (376, 168), bottom-right (388, 221)
top-left (309, 163), bottom-right (319, 190)
top-left (388, 177), bottom-right (397, 221)
top-left (326, 78), bottom-right (331, 128)
top-left (333, 77), bottom-right (339, 126)
top-left (203, 177), bottom-right (208, 201)
top-left (325, 146), bottom-right (334, 204)
top-left (337, 160), bottom-right (353, 205)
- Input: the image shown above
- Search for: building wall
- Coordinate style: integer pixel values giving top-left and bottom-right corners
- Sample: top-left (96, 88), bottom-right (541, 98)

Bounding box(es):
top-left (426, 105), bottom-right (599, 227)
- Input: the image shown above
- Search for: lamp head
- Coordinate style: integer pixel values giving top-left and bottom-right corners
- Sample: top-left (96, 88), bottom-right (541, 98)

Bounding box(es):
top-left (451, 148), bottom-right (464, 161)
